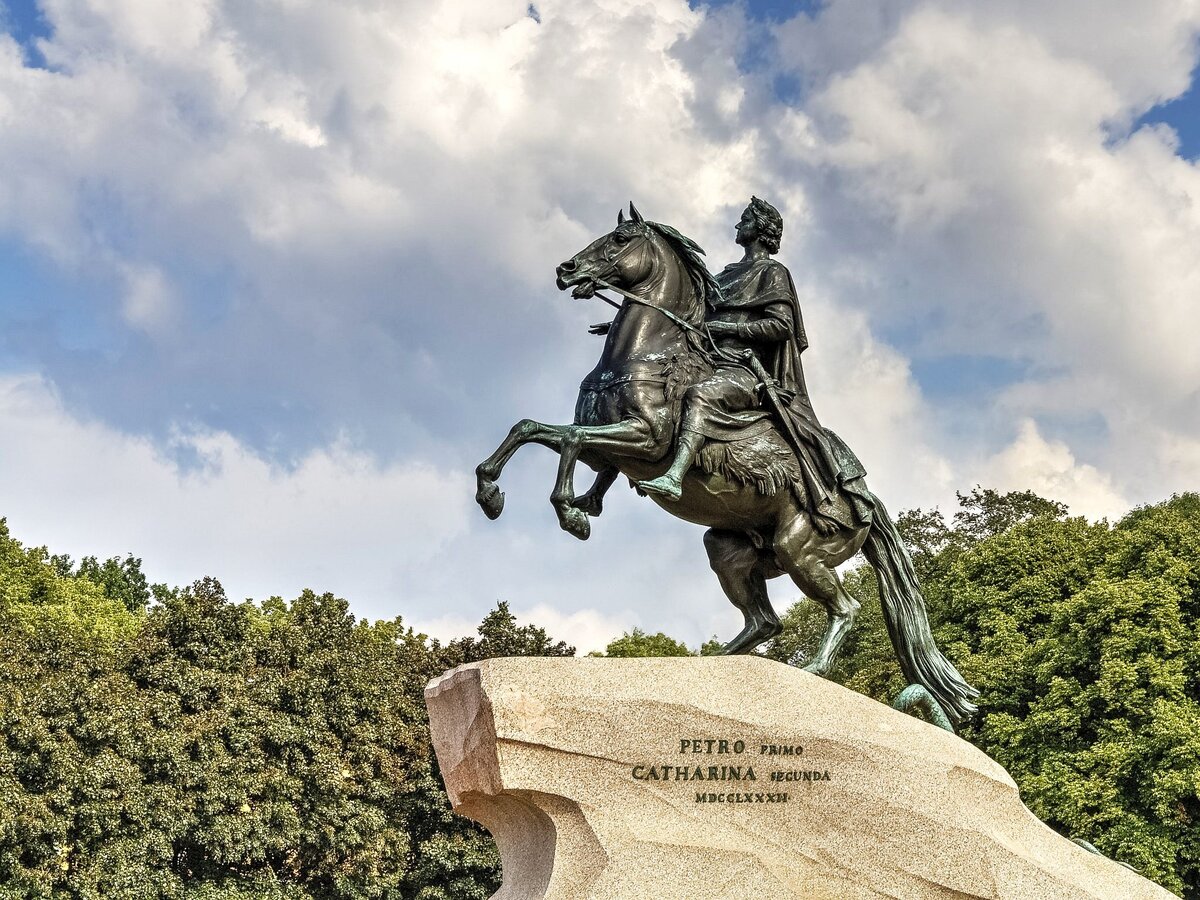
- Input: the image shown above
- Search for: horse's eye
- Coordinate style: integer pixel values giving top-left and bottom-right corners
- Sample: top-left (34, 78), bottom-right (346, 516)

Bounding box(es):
top-left (612, 232), bottom-right (630, 245)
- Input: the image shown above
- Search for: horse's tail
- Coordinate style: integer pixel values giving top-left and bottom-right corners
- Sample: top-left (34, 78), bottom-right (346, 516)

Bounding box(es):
top-left (861, 491), bottom-right (979, 726)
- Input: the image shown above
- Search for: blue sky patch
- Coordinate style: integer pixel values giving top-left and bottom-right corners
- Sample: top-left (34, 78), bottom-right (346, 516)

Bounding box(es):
top-left (696, 0), bottom-right (824, 21)
top-left (0, 240), bottom-right (119, 367)
top-left (0, 0), bottom-right (50, 69)
top-left (909, 354), bottom-right (1029, 402)
top-left (1134, 83), bottom-right (1200, 159)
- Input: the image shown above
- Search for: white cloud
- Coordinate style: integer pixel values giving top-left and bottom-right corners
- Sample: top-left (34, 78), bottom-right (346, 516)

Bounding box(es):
top-left (797, 288), bottom-right (956, 513)
top-left (981, 419), bottom-right (1129, 521)
top-left (3, 0), bottom-right (1200, 647)
top-left (511, 603), bottom-right (634, 656)
top-left (0, 374), bottom-right (471, 614)
top-left (0, 0), bottom-right (773, 461)
top-left (772, 0), bottom-right (1200, 507)
top-left (118, 262), bottom-right (177, 332)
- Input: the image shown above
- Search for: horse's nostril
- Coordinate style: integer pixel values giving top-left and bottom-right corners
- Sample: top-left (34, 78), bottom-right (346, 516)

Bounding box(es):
top-left (559, 259), bottom-right (577, 272)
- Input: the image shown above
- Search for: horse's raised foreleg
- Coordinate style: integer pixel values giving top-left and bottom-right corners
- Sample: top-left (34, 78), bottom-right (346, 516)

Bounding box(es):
top-left (704, 529), bottom-right (782, 654)
top-left (549, 420), bottom-right (658, 540)
top-left (771, 512), bottom-right (867, 675)
top-left (475, 418), bottom-right (567, 520)
top-left (477, 418), bottom-right (659, 534)
top-left (550, 425), bottom-right (591, 539)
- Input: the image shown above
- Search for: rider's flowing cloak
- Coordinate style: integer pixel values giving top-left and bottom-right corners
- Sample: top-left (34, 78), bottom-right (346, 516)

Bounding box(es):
top-left (715, 258), bottom-right (872, 526)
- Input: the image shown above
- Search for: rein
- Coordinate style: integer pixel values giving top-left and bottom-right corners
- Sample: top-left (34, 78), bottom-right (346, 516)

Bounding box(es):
top-left (580, 228), bottom-right (705, 339)
top-left (580, 225), bottom-right (750, 372)
top-left (591, 277), bottom-right (750, 371)
top-left (593, 278), bottom-right (705, 340)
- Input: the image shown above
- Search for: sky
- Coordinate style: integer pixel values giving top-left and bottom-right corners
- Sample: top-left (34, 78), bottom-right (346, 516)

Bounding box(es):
top-left (0, 0), bottom-right (1199, 653)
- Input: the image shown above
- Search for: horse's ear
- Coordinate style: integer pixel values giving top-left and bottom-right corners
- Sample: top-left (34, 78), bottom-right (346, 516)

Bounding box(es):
top-left (629, 202), bottom-right (644, 224)
top-left (617, 208), bottom-right (626, 225)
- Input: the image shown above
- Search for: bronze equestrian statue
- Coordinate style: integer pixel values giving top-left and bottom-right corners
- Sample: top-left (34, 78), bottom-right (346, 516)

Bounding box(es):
top-left (474, 199), bottom-right (979, 725)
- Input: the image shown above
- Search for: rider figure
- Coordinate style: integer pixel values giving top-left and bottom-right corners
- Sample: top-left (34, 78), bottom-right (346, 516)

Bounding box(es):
top-left (638, 197), bottom-right (845, 527)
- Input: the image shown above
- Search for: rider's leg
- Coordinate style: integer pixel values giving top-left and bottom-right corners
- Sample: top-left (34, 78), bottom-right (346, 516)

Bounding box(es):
top-left (636, 428), bottom-right (704, 502)
top-left (638, 368), bottom-right (756, 502)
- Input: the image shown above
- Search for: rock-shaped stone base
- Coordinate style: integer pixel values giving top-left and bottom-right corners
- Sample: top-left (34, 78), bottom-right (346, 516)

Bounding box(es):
top-left (425, 656), bottom-right (1173, 900)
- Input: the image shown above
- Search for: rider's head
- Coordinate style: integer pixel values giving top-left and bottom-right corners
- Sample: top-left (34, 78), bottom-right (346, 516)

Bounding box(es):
top-left (739, 196), bottom-right (783, 254)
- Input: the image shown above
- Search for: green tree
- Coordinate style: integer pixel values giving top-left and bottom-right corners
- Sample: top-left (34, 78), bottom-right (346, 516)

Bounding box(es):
top-left (439, 601), bottom-right (575, 666)
top-left (0, 524), bottom-right (582, 899)
top-left (0, 521), bottom-right (149, 898)
top-left (602, 628), bottom-right (694, 658)
top-left (75, 555), bottom-right (152, 613)
top-left (949, 495), bottom-right (1200, 893)
top-left (951, 486), bottom-right (1069, 542)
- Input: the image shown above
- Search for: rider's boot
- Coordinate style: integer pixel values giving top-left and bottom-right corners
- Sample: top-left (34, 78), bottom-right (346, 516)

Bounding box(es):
top-left (638, 430), bottom-right (705, 502)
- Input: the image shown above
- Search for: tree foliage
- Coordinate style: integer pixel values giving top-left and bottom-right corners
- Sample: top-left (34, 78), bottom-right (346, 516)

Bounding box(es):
top-left (0, 521), bottom-right (574, 899)
top-left (601, 628), bottom-right (694, 658)
top-left (439, 602), bottom-right (574, 666)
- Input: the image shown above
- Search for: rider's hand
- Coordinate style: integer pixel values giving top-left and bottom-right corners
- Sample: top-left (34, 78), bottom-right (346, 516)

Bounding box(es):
top-left (588, 321), bottom-right (612, 335)
top-left (707, 321), bottom-right (735, 335)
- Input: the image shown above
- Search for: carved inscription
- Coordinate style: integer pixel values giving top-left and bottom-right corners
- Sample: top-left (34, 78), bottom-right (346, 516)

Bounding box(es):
top-left (629, 737), bottom-right (832, 803)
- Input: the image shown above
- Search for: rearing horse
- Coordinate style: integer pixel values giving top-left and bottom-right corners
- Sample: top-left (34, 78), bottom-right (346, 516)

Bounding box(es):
top-left (474, 204), bottom-right (978, 725)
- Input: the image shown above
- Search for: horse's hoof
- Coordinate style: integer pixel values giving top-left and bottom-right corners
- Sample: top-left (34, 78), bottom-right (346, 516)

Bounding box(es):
top-left (559, 508), bottom-right (591, 541)
top-left (570, 494), bottom-right (603, 517)
top-left (721, 630), bottom-right (752, 654)
top-left (476, 482), bottom-right (505, 520)
top-left (802, 660), bottom-right (830, 677)
top-left (721, 622), bottom-right (773, 655)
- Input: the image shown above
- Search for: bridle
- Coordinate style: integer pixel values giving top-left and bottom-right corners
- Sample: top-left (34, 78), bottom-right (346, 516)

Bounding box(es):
top-left (580, 224), bottom-right (652, 289)
top-left (580, 226), bottom-right (749, 370)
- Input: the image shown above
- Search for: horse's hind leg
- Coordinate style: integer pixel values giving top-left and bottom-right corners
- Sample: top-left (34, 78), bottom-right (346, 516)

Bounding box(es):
top-left (771, 513), bottom-right (865, 676)
top-left (475, 419), bottom-right (563, 519)
top-left (704, 529), bottom-right (782, 655)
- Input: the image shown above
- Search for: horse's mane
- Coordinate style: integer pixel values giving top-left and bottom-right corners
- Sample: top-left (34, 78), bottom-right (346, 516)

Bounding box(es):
top-left (646, 221), bottom-right (723, 311)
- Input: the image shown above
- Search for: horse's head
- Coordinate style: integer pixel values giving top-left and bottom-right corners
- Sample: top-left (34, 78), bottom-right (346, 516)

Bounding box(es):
top-left (555, 203), bottom-right (721, 321)
top-left (555, 202), bottom-right (660, 300)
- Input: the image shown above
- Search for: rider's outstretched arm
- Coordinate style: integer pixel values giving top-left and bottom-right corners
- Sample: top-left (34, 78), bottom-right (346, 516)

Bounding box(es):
top-left (710, 301), bottom-right (794, 342)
